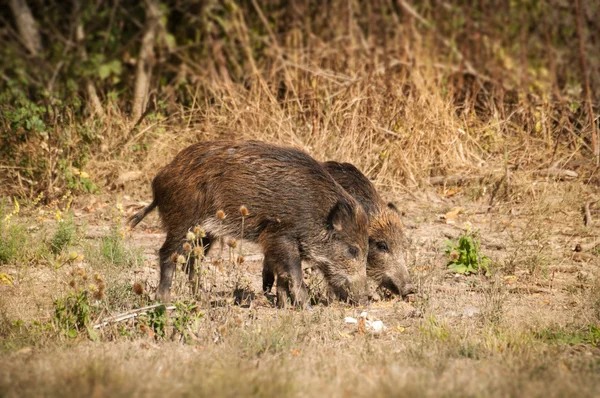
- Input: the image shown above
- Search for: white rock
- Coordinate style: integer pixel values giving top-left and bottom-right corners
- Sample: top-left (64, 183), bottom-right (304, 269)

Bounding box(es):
top-left (369, 320), bottom-right (385, 334)
top-left (345, 312), bottom-right (386, 334)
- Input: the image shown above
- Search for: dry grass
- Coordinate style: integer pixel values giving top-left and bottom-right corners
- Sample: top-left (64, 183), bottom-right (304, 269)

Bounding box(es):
top-left (76, 3), bottom-right (596, 199)
top-left (125, 65), bottom-right (522, 192)
top-left (1, 308), bottom-right (600, 398)
top-left (1, 177), bottom-right (600, 397)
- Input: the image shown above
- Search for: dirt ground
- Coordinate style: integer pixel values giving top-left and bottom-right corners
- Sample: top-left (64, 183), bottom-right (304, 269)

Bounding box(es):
top-left (1, 177), bottom-right (600, 397)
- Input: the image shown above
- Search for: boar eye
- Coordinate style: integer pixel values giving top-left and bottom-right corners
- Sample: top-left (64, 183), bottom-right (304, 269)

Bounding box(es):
top-left (348, 245), bottom-right (359, 259)
top-left (376, 241), bottom-right (389, 252)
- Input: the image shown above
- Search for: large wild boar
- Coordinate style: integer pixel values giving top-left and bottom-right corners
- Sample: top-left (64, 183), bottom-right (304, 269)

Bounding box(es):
top-left (263, 161), bottom-right (414, 298)
top-left (129, 141), bottom-right (369, 307)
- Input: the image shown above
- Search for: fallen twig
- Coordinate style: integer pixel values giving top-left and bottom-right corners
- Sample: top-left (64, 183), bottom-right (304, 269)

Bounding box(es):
top-left (428, 284), bottom-right (553, 295)
top-left (574, 242), bottom-right (600, 252)
top-left (505, 286), bottom-right (553, 295)
top-left (582, 200), bottom-right (597, 226)
top-left (583, 201), bottom-right (593, 226)
top-left (549, 265), bottom-right (581, 274)
top-left (93, 304), bottom-right (176, 329)
top-left (532, 168), bottom-right (578, 180)
top-left (429, 167), bottom-right (578, 186)
top-left (483, 241), bottom-right (507, 250)
top-left (429, 175), bottom-right (483, 186)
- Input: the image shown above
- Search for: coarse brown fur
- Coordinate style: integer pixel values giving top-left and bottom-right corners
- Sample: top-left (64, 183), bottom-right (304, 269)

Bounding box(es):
top-left (129, 141), bottom-right (369, 306)
top-left (321, 161), bottom-right (414, 297)
top-left (263, 161), bottom-right (414, 298)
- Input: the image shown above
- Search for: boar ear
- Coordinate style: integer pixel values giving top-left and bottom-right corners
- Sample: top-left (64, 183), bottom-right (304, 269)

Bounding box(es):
top-left (387, 202), bottom-right (400, 213)
top-left (327, 199), bottom-right (353, 231)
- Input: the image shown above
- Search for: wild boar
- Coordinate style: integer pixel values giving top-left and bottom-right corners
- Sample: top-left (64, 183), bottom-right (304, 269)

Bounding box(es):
top-left (129, 141), bottom-right (369, 307)
top-left (263, 161), bottom-right (414, 298)
top-left (322, 161), bottom-right (414, 297)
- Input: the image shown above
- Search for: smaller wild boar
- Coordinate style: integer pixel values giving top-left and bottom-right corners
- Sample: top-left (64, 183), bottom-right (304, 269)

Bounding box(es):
top-left (323, 161), bottom-right (415, 297)
top-left (263, 161), bottom-right (415, 298)
top-left (129, 141), bottom-right (369, 307)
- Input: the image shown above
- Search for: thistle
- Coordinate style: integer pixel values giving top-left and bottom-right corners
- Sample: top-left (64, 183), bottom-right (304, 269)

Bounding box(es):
top-left (226, 239), bottom-right (237, 249)
top-left (92, 273), bottom-right (106, 300)
top-left (93, 287), bottom-right (105, 300)
top-left (193, 246), bottom-right (205, 258)
top-left (133, 281), bottom-right (144, 296)
top-left (227, 239), bottom-right (237, 264)
top-left (193, 226), bottom-right (206, 238)
top-left (239, 205), bottom-right (249, 263)
top-left (216, 210), bottom-right (226, 259)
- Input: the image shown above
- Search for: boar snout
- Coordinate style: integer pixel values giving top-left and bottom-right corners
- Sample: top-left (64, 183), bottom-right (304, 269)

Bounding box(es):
top-left (335, 274), bottom-right (368, 305)
top-left (381, 273), bottom-right (415, 299)
top-left (401, 283), bottom-right (416, 296)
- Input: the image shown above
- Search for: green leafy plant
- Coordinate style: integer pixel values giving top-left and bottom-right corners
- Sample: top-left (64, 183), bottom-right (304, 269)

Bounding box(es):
top-left (0, 199), bottom-right (28, 264)
top-left (99, 225), bottom-right (143, 267)
top-left (50, 215), bottom-right (76, 254)
top-left (172, 301), bottom-right (203, 343)
top-left (2, 97), bottom-right (46, 135)
top-left (445, 228), bottom-right (491, 275)
top-left (100, 226), bottom-right (127, 264)
top-left (535, 324), bottom-right (600, 347)
top-left (0, 224), bottom-right (28, 264)
top-left (53, 290), bottom-right (93, 339)
top-left (144, 305), bottom-right (168, 339)
top-left (53, 270), bottom-right (105, 339)
top-left (65, 170), bottom-right (99, 194)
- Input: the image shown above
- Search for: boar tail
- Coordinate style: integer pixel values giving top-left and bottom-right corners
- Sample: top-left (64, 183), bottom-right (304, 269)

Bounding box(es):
top-left (128, 200), bottom-right (157, 229)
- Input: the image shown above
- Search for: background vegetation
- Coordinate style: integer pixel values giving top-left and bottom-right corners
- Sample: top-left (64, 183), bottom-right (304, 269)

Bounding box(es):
top-left (1, 0), bottom-right (598, 197)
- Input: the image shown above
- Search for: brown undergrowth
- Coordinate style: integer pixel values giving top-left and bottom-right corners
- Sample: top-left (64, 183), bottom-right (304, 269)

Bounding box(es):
top-left (2, 2), bottom-right (598, 198)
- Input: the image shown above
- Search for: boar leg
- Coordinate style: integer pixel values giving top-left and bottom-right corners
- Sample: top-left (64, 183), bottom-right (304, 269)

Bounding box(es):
top-left (157, 232), bottom-right (185, 302)
top-left (262, 265), bottom-right (275, 293)
top-left (275, 276), bottom-right (291, 309)
top-left (263, 237), bottom-right (308, 309)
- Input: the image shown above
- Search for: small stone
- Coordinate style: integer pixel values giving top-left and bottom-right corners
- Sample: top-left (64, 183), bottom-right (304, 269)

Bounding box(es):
top-left (462, 306), bottom-right (480, 318)
top-left (16, 347), bottom-right (33, 356)
top-left (370, 320), bottom-right (385, 334)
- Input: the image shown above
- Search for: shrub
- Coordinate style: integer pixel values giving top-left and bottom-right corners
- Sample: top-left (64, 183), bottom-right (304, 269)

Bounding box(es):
top-left (50, 215), bottom-right (76, 254)
top-left (445, 226), bottom-right (491, 275)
